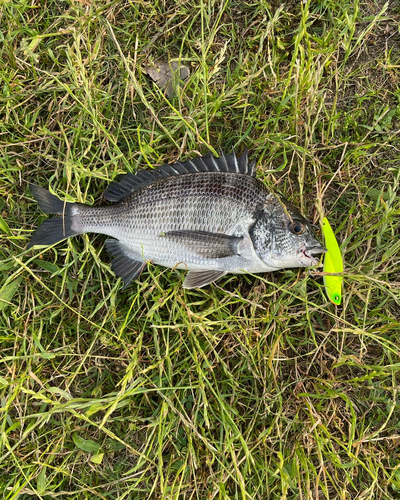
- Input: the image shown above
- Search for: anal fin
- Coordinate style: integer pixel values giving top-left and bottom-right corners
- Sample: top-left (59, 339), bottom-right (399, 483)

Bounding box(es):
top-left (105, 239), bottom-right (146, 290)
top-left (183, 270), bottom-right (227, 289)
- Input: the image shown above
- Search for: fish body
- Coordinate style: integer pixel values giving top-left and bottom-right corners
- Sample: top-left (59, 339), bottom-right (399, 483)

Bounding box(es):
top-left (28, 151), bottom-right (326, 289)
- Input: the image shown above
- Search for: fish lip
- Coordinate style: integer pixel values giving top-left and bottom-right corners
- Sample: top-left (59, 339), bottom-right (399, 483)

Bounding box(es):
top-left (308, 245), bottom-right (328, 256)
top-left (299, 245), bottom-right (327, 266)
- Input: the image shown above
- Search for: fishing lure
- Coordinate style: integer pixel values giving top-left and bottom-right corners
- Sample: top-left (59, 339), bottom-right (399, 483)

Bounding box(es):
top-left (322, 217), bottom-right (343, 305)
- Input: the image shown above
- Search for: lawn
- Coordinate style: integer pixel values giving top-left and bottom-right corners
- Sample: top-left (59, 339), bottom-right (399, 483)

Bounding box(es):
top-left (1, 0), bottom-right (400, 498)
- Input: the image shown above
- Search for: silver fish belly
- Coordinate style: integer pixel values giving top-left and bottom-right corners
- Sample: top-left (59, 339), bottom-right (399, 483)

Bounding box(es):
top-left (28, 151), bottom-right (326, 289)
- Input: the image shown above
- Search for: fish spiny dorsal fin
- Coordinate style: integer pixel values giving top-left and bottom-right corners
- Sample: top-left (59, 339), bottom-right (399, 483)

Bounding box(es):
top-left (103, 149), bottom-right (257, 202)
top-left (189, 149), bottom-right (255, 176)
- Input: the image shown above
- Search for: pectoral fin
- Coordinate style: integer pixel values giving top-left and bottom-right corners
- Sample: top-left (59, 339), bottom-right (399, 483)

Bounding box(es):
top-left (183, 270), bottom-right (227, 289)
top-left (163, 230), bottom-right (242, 259)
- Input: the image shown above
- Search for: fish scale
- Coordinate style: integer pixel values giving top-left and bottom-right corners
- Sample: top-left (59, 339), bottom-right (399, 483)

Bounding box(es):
top-left (28, 150), bottom-right (327, 289)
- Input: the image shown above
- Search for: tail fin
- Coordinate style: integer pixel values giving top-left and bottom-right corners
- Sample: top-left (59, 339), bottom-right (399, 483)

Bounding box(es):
top-left (29, 185), bottom-right (73, 215)
top-left (27, 185), bottom-right (81, 249)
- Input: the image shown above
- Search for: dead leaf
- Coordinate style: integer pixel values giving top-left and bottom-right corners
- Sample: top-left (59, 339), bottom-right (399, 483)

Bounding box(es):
top-left (144, 61), bottom-right (190, 97)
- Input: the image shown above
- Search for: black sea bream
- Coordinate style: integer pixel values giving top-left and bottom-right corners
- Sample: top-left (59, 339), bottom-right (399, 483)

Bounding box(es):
top-left (28, 151), bottom-right (327, 289)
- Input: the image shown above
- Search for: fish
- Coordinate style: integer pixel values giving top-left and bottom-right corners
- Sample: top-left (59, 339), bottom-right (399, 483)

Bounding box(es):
top-left (27, 150), bottom-right (327, 289)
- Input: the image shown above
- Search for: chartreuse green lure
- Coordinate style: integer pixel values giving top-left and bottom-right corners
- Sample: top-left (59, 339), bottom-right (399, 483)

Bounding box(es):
top-left (322, 217), bottom-right (343, 305)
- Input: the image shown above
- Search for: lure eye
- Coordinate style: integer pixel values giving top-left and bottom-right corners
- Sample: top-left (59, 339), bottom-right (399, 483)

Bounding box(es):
top-left (289, 220), bottom-right (305, 235)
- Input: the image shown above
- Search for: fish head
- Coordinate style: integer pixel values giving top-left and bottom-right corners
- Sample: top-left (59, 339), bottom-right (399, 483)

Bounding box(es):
top-left (250, 196), bottom-right (327, 270)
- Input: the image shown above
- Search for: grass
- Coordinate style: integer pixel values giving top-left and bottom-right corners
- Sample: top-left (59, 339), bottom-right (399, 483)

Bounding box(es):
top-left (1, 0), bottom-right (400, 498)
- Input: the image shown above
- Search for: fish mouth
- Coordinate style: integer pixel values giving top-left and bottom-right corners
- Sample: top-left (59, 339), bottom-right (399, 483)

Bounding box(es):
top-left (300, 245), bottom-right (327, 266)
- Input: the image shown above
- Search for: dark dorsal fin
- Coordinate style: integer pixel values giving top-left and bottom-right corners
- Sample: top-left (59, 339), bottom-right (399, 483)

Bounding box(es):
top-left (103, 149), bottom-right (256, 202)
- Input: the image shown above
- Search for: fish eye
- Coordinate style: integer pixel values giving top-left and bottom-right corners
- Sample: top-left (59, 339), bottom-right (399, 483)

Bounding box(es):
top-left (289, 220), bottom-right (305, 235)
